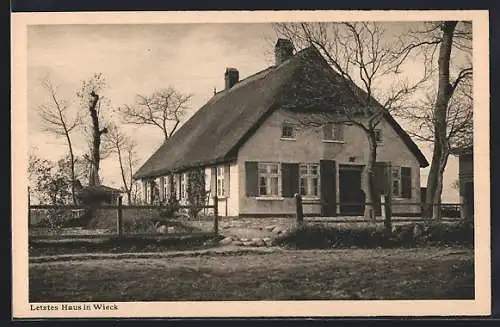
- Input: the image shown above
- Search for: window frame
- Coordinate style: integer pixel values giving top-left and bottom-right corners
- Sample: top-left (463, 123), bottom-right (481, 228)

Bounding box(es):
top-left (322, 123), bottom-right (344, 143)
top-left (216, 166), bottom-right (226, 197)
top-left (392, 166), bottom-right (401, 198)
top-left (299, 163), bottom-right (320, 198)
top-left (180, 173), bottom-right (186, 201)
top-left (280, 123), bottom-right (296, 140)
top-left (258, 162), bottom-right (281, 197)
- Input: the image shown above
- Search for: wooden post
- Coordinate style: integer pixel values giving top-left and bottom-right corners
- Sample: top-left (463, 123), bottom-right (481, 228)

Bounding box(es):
top-left (295, 193), bottom-right (304, 226)
top-left (213, 195), bottom-right (219, 235)
top-left (116, 196), bottom-right (123, 236)
top-left (381, 194), bottom-right (392, 232)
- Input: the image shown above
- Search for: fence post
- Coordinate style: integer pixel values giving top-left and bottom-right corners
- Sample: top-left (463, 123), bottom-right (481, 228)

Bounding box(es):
top-left (381, 194), bottom-right (392, 232)
top-left (213, 195), bottom-right (219, 235)
top-left (295, 193), bottom-right (304, 226)
top-left (116, 196), bottom-right (123, 236)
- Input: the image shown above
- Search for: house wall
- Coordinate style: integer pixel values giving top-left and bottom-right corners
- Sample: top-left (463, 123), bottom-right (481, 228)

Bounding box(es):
top-left (237, 109), bottom-right (422, 216)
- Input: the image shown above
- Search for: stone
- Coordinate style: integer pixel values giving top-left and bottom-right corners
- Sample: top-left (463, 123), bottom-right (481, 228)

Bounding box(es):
top-left (167, 227), bottom-right (175, 233)
top-left (240, 238), bottom-right (250, 242)
top-left (243, 241), bottom-right (253, 246)
top-left (272, 226), bottom-right (282, 233)
top-left (263, 237), bottom-right (272, 246)
top-left (265, 225), bottom-right (276, 231)
top-left (232, 241), bottom-right (244, 246)
top-left (219, 237), bottom-right (233, 245)
top-left (158, 225), bottom-right (167, 234)
top-left (256, 239), bottom-right (266, 247)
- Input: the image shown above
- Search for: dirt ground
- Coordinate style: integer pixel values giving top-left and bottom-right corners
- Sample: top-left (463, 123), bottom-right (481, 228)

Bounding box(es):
top-left (30, 247), bottom-right (474, 302)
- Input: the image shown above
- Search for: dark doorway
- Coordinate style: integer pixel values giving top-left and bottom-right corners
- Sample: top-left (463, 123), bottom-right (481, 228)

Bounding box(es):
top-left (339, 166), bottom-right (364, 215)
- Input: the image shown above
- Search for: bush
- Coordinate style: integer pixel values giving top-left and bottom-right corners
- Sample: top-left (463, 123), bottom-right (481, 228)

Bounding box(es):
top-left (157, 197), bottom-right (181, 219)
top-left (35, 209), bottom-right (69, 233)
top-left (273, 221), bottom-right (474, 249)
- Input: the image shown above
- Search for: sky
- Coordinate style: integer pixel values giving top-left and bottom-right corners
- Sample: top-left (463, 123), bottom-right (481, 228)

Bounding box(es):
top-left (27, 22), bottom-right (461, 202)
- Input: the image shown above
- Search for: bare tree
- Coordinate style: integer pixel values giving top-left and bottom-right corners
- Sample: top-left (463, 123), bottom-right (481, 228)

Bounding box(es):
top-left (273, 22), bottom-right (431, 222)
top-left (396, 21), bottom-right (472, 219)
top-left (38, 78), bottom-right (81, 204)
top-left (106, 124), bottom-right (138, 204)
top-left (76, 73), bottom-right (109, 187)
top-left (118, 87), bottom-right (192, 141)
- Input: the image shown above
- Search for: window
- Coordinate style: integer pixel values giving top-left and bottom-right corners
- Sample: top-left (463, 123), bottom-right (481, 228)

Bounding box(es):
top-left (281, 123), bottom-right (295, 139)
top-left (392, 166), bottom-right (401, 197)
top-left (392, 166), bottom-right (412, 198)
top-left (323, 123), bottom-right (344, 141)
top-left (258, 163), bottom-right (280, 196)
top-left (374, 129), bottom-right (382, 143)
top-left (300, 163), bottom-right (319, 197)
top-left (162, 176), bottom-right (168, 201)
top-left (180, 174), bottom-right (186, 200)
top-left (216, 166), bottom-right (225, 197)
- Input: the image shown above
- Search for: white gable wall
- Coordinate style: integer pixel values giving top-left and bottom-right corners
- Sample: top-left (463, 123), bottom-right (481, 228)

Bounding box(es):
top-left (236, 108), bottom-right (423, 216)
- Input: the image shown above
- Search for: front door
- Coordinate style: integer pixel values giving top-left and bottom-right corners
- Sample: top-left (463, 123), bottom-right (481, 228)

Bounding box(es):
top-left (339, 166), bottom-right (364, 215)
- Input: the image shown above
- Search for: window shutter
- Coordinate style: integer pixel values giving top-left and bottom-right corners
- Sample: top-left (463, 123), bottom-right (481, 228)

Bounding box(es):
top-left (224, 164), bottom-right (230, 196)
top-left (320, 160), bottom-right (336, 216)
top-left (374, 162), bottom-right (389, 195)
top-left (245, 161), bottom-right (259, 197)
top-left (281, 163), bottom-right (299, 198)
top-left (401, 167), bottom-right (412, 199)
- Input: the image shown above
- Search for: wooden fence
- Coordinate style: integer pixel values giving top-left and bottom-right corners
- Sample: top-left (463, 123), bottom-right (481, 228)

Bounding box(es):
top-left (29, 196), bottom-right (222, 237)
top-left (294, 193), bottom-right (464, 228)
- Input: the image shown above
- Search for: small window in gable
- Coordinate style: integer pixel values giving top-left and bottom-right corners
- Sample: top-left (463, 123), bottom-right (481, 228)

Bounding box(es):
top-left (281, 123), bottom-right (295, 139)
top-left (323, 123), bottom-right (344, 141)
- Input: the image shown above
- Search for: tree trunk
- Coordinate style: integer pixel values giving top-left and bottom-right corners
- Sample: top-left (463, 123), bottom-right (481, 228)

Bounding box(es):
top-left (116, 144), bottom-right (130, 203)
top-left (432, 147), bottom-right (450, 220)
top-left (364, 130), bottom-right (377, 221)
top-left (65, 135), bottom-right (77, 205)
top-left (88, 91), bottom-right (105, 187)
top-left (424, 21), bottom-right (457, 219)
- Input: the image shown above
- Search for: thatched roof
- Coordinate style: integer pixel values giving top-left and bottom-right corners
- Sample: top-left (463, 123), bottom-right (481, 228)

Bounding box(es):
top-left (134, 46), bottom-right (428, 179)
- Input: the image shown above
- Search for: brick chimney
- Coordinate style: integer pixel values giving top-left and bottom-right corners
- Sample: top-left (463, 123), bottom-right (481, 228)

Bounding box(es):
top-left (275, 38), bottom-right (294, 65)
top-left (225, 68), bottom-right (239, 90)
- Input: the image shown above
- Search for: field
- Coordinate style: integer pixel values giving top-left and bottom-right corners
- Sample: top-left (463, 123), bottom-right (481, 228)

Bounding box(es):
top-left (29, 247), bottom-right (474, 302)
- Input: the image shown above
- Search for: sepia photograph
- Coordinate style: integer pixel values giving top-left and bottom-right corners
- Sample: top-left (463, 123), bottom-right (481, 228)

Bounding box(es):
top-left (11, 10), bottom-right (490, 318)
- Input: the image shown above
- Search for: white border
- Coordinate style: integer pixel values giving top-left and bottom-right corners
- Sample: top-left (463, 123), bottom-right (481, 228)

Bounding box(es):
top-left (11, 10), bottom-right (491, 318)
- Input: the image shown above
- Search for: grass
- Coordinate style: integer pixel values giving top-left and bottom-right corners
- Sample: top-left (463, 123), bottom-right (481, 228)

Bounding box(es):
top-left (29, 247), bottom-right (474, 302)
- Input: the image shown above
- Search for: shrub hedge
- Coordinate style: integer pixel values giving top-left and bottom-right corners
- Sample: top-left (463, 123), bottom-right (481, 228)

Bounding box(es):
top-left (272, 221), bottom-right (474, 249)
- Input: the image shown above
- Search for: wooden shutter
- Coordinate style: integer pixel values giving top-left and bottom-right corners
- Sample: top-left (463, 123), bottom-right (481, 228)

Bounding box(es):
top-left (245, 161), bottom-right (259, 197)
top-left (320, 160), bottom-right (336, 216)
top-left (281, 163), bottom-right (299, 198)
top-left (374, 162), bottom-right (390, 195)
top-left (224, 164), bottom-right (230, 196)
top-left (401, 167), bottom-right (412, 199)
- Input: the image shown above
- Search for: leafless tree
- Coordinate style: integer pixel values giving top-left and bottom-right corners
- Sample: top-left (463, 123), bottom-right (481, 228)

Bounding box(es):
top-left (38, 78), bottom-right (81, 204)
top-left (76, 73), bottom-right (110, 187)
top-left (273, 22), bottom-right (432, 222)
top-left (118, 87), bottom-right (192, 141)
top-left (106, 124), bottom-right (139, 204)
top-left (396, 21), bottom-right (472, 219)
